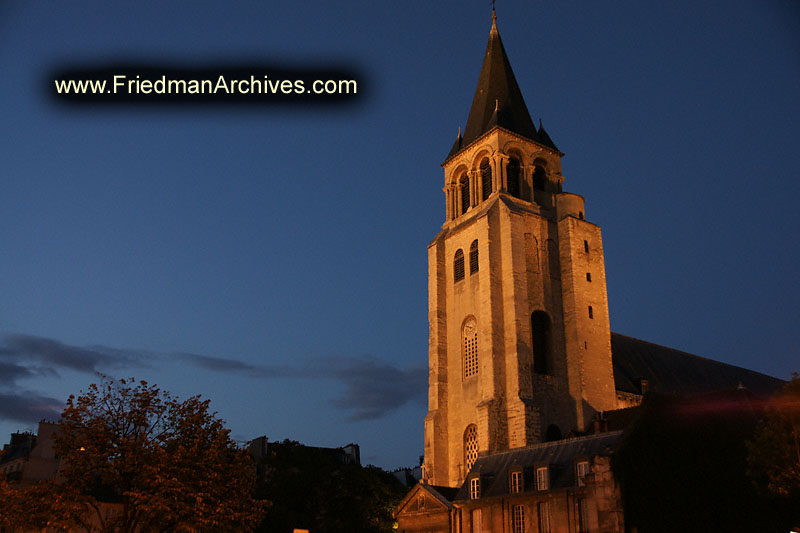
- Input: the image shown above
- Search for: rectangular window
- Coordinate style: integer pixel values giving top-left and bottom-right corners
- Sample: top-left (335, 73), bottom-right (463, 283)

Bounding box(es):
top-left (588, 306), bottom-right (593, 319)
top-left (512, 504), bottom-right (526, 533)
top-left (537, 501), bottom-right (551, 533)
top-left (472, 508), bottom-right (482, 533)
top-left (470, 477), bottom-right (481, 499)
top-left (576, 461), bottom-right (590, 487)
top-left (578, 498), bottom-right (590, 533)
top-left (536, 467), bottom-right (549, 491)
top-left (510, 470), bottom-right (523, 493)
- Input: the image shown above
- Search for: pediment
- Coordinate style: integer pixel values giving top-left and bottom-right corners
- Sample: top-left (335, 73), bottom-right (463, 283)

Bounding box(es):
top-left (394, 483), bottom-right (453, 518)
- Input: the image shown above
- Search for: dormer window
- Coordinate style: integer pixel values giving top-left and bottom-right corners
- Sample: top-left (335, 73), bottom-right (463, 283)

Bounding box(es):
top-left (510, 470), bottom-right (523, 493)
top-left (576, 460), bottom-right (590, 487)
top-left (470, 476), bottom-right (481, 499)
top-left (536, 466), bottom-right (549, 491)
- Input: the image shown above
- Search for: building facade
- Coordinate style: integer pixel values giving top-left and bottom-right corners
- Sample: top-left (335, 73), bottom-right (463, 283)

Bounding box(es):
top-left (397, 9), bottom-right (784, 533)
top-left (424, 10), bottom-right (617, 491)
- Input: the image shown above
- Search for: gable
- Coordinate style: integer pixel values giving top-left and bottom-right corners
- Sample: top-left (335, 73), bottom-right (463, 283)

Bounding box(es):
top-left (394, 483), bottom-right (452, 518)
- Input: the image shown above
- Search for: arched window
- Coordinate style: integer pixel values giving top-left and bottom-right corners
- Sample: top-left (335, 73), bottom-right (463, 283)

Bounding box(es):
top-left (532, 311), bottom-right (551, 375)
top-left (507, 157), bottom-right (521, 198)
top-left (545, 424), bottom-right (562, 442)
top-left (460, 175), bottom-right (470, 215)
top-left (463, 317), bottom-right (478, 378)
top-left (454, 249), bottom-right (465, 282)
top-left (533, 166), bottom-right (547, 191)
top-left (480, 159), bottom-right (492, 201)
top-left (469, 240), bottom-right (479, 274)
top-left (464, 424), bottom-right (478, 472)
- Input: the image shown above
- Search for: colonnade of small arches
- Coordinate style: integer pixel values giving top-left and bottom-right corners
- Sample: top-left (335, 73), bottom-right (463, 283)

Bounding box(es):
top-left (445, 147), bottom-right (562, 221)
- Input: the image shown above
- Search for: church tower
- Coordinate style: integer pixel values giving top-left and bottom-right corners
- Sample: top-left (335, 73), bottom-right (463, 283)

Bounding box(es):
top-left (423, 11), bottom-right (617, 488)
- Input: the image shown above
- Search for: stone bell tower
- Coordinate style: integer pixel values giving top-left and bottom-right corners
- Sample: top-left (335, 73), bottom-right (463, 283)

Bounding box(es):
top-left (423, 11), bottom-right (617, 489)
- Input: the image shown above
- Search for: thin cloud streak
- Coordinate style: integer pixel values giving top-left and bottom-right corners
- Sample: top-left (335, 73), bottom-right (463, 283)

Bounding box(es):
top-left (1, 334), bottom-right (146, 373)
top-left (0, 392), bottom-right (63, 424)
top-left (175, 352), bottom-right (427, 420)
top-left (0, 333), bottom-right (426, 422)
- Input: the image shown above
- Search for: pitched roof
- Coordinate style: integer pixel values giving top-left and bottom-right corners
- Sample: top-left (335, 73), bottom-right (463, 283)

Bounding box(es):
top-left (611, 332), bottom-right (784, 398)
top-left (454, 431), bottom-right (624, 501)
top-left (456, 12), bottom-right (541, 157)
top-left (393, 482), bottom-right (457, 518)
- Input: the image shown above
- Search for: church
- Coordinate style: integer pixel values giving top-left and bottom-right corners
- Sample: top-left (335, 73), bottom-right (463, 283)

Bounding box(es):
top-left (394, 9), bottom-right (783, 533)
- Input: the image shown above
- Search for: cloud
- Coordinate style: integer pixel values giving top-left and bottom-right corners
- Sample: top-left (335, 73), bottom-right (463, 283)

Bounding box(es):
top-left (0, 334), bottom-right (144, 373)
top-left (174, 352), bottom-right (297, 378)
top-left (0, 333), bottom-right (426, 423)
top-left (0, 391), bottom-right (63, 424)
top-left (177, 351), bottom-right (427, 421)
top-left (318, 357), bottom-right (427, 421)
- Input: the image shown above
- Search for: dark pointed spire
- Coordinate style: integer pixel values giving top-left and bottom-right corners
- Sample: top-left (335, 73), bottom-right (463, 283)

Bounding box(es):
top-left (446, 126), bottom-right (464, 160)
top-left (460, 10), bottom-right (539, 151)
top-left (537, 118), bottom-right (559, 152)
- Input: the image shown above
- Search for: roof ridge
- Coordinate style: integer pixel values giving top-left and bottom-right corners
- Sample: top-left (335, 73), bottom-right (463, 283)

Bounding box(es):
top-left (476, 430), bottom-right (624, 460)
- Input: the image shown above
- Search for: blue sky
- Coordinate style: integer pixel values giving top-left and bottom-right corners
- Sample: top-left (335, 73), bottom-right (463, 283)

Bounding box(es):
top-left (1, 0), bottom-right (798, 469)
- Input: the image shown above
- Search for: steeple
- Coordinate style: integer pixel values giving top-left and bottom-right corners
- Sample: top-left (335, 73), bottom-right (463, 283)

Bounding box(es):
top-left (456, 10), bottom-right (542, 156)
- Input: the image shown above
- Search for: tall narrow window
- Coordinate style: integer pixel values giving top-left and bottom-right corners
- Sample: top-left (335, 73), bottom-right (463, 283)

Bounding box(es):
top-left (532, 311), bottom-right (551, 375)
top-left (463, 318), bottom-right (478, 378)
top-left (586, 272), bottom-right (592, 282)
top-left (507, 157), bottom-right (521, 198)
top-left (481, 159), bottom-right (492, 201)
top-left (584, 240), bottom-right (589, 253)
top-left (469, 240), bottom-right (479, 274)
top-left (536, 467), bottom-right (549, 491)
top-left (533, 166), bottom-right (547, 191)
top-left (460, 176), bottom-right (470, 215)
top-left (537, 501), bottom-right (552, 533)
top-left (464, 425), bottom-right (479, 472)
top-left (512, 504), bottom-right (526, 533)
top-left (454, 250), bottom-right (465, 282)
top-left (469, 476), bottom-right (481, 499)
top-left (576, 461), bottom-right (591, 487)
top-left (510, 471), bottom-right (523, 493)
top-left (472, 509), bottom-right (482, 533)
top-left (588, 306), bottom-right (594, 319)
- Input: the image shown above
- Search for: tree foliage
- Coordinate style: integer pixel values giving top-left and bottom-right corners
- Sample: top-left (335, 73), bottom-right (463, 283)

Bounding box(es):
top-left (0, 376), bottom-right (267, 532)
top-left (747, 373), bottom-right (800, 520)
top-left (612, 390), bottom-right (794, 532)
top-left (254, 439), bottom-right (407, 533)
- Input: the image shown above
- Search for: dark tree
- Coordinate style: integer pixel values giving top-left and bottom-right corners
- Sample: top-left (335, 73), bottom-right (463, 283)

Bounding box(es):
top-left (613, 390), bottom-right (794, 532)
top-left (254, 439), bottom-right (408, 533)
top-left (0, 377), bottom-right (267, 532)
top-left (747, 374), bottom-right (800, 526)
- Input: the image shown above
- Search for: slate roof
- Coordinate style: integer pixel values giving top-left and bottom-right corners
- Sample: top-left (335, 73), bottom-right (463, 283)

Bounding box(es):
top-left (428, 484), bottom-right (460, 504)
top-left (447, 11), bottom-right (558, 162)
top-left (454, 431), bottom-right (623, 501)
top-left (611, 332), bottom-right (784, 398)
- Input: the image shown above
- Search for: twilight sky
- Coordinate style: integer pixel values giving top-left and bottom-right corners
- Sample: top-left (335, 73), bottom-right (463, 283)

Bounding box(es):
top-left (1, 0), bottom-right (798, 469)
